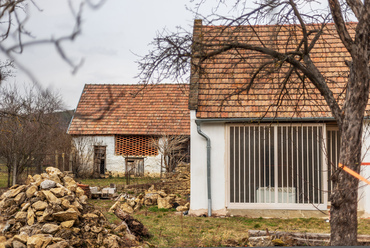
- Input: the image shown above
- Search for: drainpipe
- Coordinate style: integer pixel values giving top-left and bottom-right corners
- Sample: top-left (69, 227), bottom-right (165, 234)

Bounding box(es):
top-left (196, 121), bottom-right (212, 217)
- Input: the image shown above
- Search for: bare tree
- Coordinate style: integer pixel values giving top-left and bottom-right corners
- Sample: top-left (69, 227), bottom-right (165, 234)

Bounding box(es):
top-left (152, 135), bottom-right (189, 174)
top-left (137, 1), bottom-right (370, 245)
top-left (71, 136), bottom-right (103, 178)
top-left (0, 83), bottom-right (66, 185)
top-left (0, 0), bottom-right (105, 86)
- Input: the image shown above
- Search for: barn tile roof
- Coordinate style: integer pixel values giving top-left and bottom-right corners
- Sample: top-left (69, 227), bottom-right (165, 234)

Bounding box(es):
top-left (68, 84), bottom-right (190, 135)
top-left (190, 20), bottom-right (368, 119)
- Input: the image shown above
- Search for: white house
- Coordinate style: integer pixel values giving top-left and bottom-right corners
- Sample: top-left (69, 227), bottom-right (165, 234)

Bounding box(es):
top-left (68, 83), bottom-right (190, 177)
top-left (189, 20), bottom-right (370, 217)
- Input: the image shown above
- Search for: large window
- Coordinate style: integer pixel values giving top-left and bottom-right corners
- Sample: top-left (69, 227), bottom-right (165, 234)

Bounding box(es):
top-left (229, 124), bottom-right (325, 205)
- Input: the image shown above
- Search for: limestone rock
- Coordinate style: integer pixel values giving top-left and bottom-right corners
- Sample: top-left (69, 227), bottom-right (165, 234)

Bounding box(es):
top-left (27, 207), bottom-right (35, 226)
top-left (42, 190), bottom-right (60, 205)
top-left (52, 209), bottom-right (78, 222)
top-left (9, 185), bottom-right (26, 198)
top-left (15, 211), bottom-right (27, 221)
top-left (13, 233), bottom-right (28, 244)
top-left (26, 186), bottom-right (38, 199)
top-left (75, 187), bottom-right (85, 197)
top-left (14, 192), bottom-right (26, 205)
top-left (40, 180), bottom-right (56, 190)
top-left (157, 197), bottom-right (173, 209)
top-left (12, 240), bottom-right (26, 248)
top-left (32, 201), bottom-right (48, 211)
top-left (248, 236), bottom-right (272, 247)
top-left (176, 205), bottom-right (189, 212)
top-left (46, 241), bottom-right (69, 248)
top-left (45, 167), bottom-right (62, 177)
top-left (50, 187), bottom-right (66, 198)
top-left (27, 234), bottom-right (52, 248)
top-left (60, 220), bottom-right (74, 228)
top-left (120, 202), bottom-right (134, 214)
top-left (41, 223), bottom-right (59, 234)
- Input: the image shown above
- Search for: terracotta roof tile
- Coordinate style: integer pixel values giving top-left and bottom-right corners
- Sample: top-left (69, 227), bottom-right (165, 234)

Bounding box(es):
top-left (191, 21), bottom-right (367, 119)
top-left (68, 84), bottom-right (190, 135)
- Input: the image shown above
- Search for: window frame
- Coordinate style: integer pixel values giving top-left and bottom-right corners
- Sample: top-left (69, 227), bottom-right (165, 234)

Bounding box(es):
top-left (226, 123), bottom-right (329, 210)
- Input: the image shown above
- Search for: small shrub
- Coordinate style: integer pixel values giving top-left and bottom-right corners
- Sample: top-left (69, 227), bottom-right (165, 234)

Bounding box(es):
top-left (254, 223), bottom-right (261, 228)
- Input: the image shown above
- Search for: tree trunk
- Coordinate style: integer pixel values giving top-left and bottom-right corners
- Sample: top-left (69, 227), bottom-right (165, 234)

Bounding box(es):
top-left (330, 50), bottom-right (370, 246)
top-left (12, 154), bottom-right (17, 186)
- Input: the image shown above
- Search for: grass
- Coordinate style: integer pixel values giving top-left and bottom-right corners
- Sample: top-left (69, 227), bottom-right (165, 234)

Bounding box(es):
top-left (87, 198), bottom-right (370, 247)
top-left (77, 176), bottom-right (160, 188)
top-left (0, 164), bottom-right (8, 188)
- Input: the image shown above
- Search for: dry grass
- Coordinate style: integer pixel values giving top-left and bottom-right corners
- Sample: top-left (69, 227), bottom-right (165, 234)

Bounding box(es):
top-left (77, 176), bottom-right (159, 189)
top-left (88, 198), bottom-right (370, 247)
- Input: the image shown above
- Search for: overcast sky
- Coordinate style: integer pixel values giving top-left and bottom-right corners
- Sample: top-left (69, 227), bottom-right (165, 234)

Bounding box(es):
top-left (2, 0), bottom-right (208, 109)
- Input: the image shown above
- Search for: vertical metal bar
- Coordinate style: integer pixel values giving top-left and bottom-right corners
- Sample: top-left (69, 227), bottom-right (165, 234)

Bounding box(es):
top-left (291, 126), bottom-right (294, 203)
top-left (317, 126), bottom-right (320, 204)
top-left (322, 125), bottom-right (328, 206)
top-left (263, 126), bottom-right (266, 203)
top-left (249, 126), bottom-right (251, 203)
top-left (244, 126), bottom-right (246, 203)
top-left (238, 127), bottom-right (242, 202)
top-left (301, 126), bottom-right (304, 204)
top-left (286, 126), bottom-right (289, 203)
top-left (312, 126), bottom-right (315, 204)
top-left (274, 125), bottom-right (278, 203)
top-left (254, 126), bottom-right (256, 203)
top-left (296, 126), bottom-right (299, 204)
top-left (281, 126), bottom-right (284, 203)
top-left (258, 126), bottom-right (261, 203)
top-left (233, 126), bottom-right (236, 203)
top-left (269, 127), bottom-right (271, 203)
top-left (307, 126), bottom-right (309, 203)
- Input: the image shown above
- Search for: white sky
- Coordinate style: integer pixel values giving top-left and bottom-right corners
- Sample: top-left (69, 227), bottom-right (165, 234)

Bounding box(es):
top-left (1, 0), bottom-right (332, 110)
top-left (2, 0), bottom-right (207, 109)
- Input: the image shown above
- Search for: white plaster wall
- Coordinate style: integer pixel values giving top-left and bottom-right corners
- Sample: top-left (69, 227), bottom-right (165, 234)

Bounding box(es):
top-left (359, 121), bottom-right (370, 216)
top-left (190, 110), bottom-right (226, 214)
top-left (72, 135), bottom-right (161, 176)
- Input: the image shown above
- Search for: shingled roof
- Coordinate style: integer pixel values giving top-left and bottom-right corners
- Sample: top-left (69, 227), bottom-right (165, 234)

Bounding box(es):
top-left (68, 84), bottom-right (189, 135)
top-left (190, 20), bottom-right (368, 119)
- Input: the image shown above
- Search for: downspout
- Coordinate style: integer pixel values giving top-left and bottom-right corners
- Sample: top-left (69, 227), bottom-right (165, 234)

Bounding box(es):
top-left (196, 121), bottom-right (212, 217)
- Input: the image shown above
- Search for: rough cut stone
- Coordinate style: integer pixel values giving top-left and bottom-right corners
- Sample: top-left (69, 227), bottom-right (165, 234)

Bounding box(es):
top-left (9, 185), bottom-right (26, 198)
top-left (12, 240), bottom-right (26, 248)
top-left (157, 197), bottom-right (173, 209)
top-left (42, 190), bottom-right (61, 205)
top-left (50, 187), bottom-right (66, 198)
top-left (41, 223), bottom-right (59, 234)
top-left (40, 180), bottom-right (56, 190)
top-left (120, 203), bottom-right (134, 214)
top-left (32, 201), bottom-right (48, 211)
top-left (45, 167), bottom-right (62, 177)
top-left (27, 234), bottom-right (52, 248)
top-left (25, 186), bottom-right (38, 199)
top-left (13, 233), bottom-right (28, 244)
top-left (14, 192), bottom-right (26, 205)
top-left (60, 220), bottom-right (74, 228)
top-left (248, 236), bottom-right (273, 247)
top-left (52, 209), bottom-right (78, 222)
top-left (27, 207), bottom-right (35, 226)
top-left (15, 211), bottom-right (27, 221)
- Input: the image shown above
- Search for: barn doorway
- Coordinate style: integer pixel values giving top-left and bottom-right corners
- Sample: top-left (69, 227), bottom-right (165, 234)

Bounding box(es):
top-left (94, 146), bottom-right (106, 175)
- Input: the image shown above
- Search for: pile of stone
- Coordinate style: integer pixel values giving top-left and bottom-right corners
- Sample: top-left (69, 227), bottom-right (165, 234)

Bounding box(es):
top-left (0, 167), bottom-right (144, 248)
top-left (159, 163), bottom-right (190, 196)
top-left (110, 185), bottom-right (190, 214)
top-left (125, 162), bottom-right (190, 196)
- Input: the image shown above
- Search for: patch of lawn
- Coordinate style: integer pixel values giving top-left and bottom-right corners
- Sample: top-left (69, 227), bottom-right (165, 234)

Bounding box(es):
top-left (87, 198), bottom-right (370, 247)
top-left (78, 176), bottom-right (160, 189)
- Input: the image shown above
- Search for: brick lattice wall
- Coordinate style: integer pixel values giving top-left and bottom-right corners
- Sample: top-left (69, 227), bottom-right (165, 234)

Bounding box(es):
top-left (115, 135), bottom-right (158, 156)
